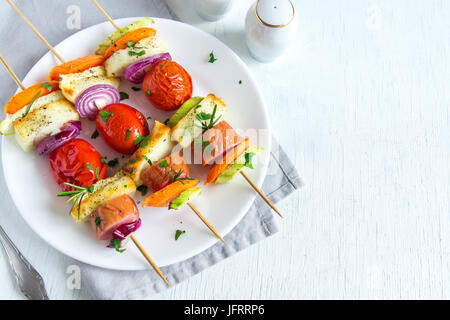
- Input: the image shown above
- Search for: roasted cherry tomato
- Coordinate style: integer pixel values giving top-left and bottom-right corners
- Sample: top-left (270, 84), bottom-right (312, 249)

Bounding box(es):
top-left (49, 139), bottom-right (107, 192)
top-left (95, 103), bottom-right (149, 154)
top-left (142, 60), bottom-right (193, 111)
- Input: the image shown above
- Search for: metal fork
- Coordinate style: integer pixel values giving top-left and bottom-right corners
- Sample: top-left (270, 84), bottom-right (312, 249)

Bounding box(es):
top-left (0, 225), bottom-right (49, 300)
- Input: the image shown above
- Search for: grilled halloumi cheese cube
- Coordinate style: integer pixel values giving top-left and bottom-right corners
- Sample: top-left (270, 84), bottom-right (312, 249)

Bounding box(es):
top-left (104, 36), bottom-right (169, 77)
top-left (70, 170), bottom-right (136, 222)
top-left (0, 91), bottom-right (65, 136)
top-left (171, 94), bottom-right (227, 148)
top-left (123, 120), bottom-right (175, 186)
top-left (13, 99), bottom-right (79, 152)
top-left (59, 66), bottom-right (120, 104)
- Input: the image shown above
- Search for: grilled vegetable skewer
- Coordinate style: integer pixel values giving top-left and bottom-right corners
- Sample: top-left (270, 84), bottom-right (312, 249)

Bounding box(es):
top-left (91, 2), bottom-right (193, 111)
top-left (0, 56), bottom-right (169, 286)
top-left (93, 2), bottom-right (224, 241)
top-left (123, 121), bottom-right (225, 242)
top-left (0, 55), bottom-right (80, 153)
top-left (61, 170), bottom-right (169, 287)
top-left (168, 95), bottom-right (283, 218)
top-left (8, 1), bottom-right (224, 242)
top-left (6, 1), bottom-right (121, 120)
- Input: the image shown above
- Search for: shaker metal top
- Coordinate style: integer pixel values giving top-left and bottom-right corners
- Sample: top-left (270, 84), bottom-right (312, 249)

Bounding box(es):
top-left (255, 0), bottom-right (295, 28)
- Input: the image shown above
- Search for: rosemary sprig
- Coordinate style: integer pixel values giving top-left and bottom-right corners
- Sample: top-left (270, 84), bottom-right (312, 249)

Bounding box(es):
top-left (168, 169), bottom-right (195, 185)
top-left (194, 104), bottom-right (222, 132)
top-left (57, 182), bottom-right (94, 220)
top-left (22, 90), bottom-right (42, 118)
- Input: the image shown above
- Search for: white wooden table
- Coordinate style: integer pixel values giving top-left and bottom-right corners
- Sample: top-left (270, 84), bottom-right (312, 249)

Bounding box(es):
top-left (0, 0), bottom-right (449, 299)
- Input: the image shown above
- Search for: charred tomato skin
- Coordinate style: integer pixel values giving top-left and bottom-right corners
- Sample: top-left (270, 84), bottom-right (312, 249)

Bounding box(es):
top-left (95, 103), bottom-right (149, 154)
top-left (49, 138), bottom-right (107, 192)
top-left (142, 60), bottom-right (193, 111)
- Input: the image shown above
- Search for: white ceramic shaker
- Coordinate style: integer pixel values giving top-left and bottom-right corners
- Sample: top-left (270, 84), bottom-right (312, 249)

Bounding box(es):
top-left (245, 0), bottom-right (298, 62)
top-left (193, 0), bottom-right (235, 21)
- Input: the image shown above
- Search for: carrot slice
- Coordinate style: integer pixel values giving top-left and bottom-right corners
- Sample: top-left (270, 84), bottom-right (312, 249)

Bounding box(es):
top-left (48, 55), bottom-right (105, 81)
top-left (4, 81), bottom-right (59, 114)
top-left (103, 28), bottom-right (157, 59)
top-left (205, 138), bottom-right (250, 185)
top-left (142, 179), bottom-right (199, 208)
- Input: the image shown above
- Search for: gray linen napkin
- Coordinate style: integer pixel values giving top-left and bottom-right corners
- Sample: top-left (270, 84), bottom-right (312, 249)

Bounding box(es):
top-left (78, 137), bottom-right (302, 299)
top-left (0, 0), bottom-right (302, 299)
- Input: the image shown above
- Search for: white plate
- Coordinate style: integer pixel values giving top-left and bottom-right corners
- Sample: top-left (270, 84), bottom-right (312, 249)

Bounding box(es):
top-left (1, 18), bottom-right (271, 270)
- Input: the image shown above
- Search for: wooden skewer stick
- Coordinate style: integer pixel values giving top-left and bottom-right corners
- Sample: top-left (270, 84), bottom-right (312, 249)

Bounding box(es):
top-left (240, 171), bottom-right (283, 218)
top-left (91, 0), bottom-right (120, 30)
top-left (91, 0), bottom-right (227, 242)
top-left (0, 55), bottom-right (25, 90)
top-left (0, 55), bottom-right (169, 286)
top-left (187, 202), bottom-right (225, 243)
top-left (6, 0), bottom-right (65, 63)
top-left (130, 234), bottom-right (170, 287)
top-left (3, 4), bottom-right (171, 287)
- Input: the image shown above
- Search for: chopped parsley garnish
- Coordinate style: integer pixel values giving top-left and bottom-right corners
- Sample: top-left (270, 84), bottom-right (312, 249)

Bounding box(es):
top-left (129, 50), bottom-right (146, 57)
top-left (99, 110), bottom-right (114, 122)
top-left (22, 90), bottom-right (41, 118)
top-left (208, 51), bottom-right (217, 63)
top-left (125, 129), bottom-right (131, 141)
top-left (110, 238), bottom-right (125, 253)
top-left (127, 40), bottom-right (146, 55)
top-left (133, 135), bottom-right (150, 148)
top-left (131, 87), bottom-right (141, 91)
top-left (95, 217), bottom-right (101, 227)
top-left (159, 160), bottom-right (169, 168)
top-left (142, 155), bottom-right (152, 166)
top-left (128, 158), bottom-right (138, 164)
top-left (145, 90), bottom-right (151, 96)
top-left (91, 129), bottom-right (99, 139)
top-left (244, 152), bottom-right (256, 169)
top-left (100, 156), bottom-right (107, 164)
top-left (82, 163), bottom-right (94, 170)
top-left (119, 91), bottom-right (129, 100)
top-left (95, 166), bottom-right (100, 179)
top-left (40, 82), bottom-right (53, 92)
top-left (137, 185), bottom-right (148, 196)
top-left (175, 230), bottom-right (186, 240)
top-left (239, 80), bottom-right (242, 84)
top-left (107, 158), bottom-right (119, 167)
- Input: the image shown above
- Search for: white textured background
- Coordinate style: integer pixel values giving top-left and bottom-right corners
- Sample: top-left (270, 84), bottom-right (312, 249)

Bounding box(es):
top-left (0, 0), bottom-right (449, 299)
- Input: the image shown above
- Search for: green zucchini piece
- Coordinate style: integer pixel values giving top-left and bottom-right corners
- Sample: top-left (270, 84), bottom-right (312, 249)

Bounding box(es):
top-left (169, 187), bottom-right (202, 210)
top-left (166, 96), bottom-right (204, 129)
top-left (95, 17), bottom-right (155, 56)
top-left (215, 145), bottom-right (261, 184)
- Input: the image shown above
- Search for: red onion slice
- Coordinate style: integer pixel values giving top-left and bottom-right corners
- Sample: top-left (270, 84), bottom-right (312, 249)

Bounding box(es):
top-left (36, 121), bottom-right (82, 155)
top-left (107, 218), bottom-right (142, 249)
top-left (124, 53), bottom-right (172, 84)
top-left (75, 84), bottom-right (120, 120)
top-left (112, 218), bottom-right (142, 240)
